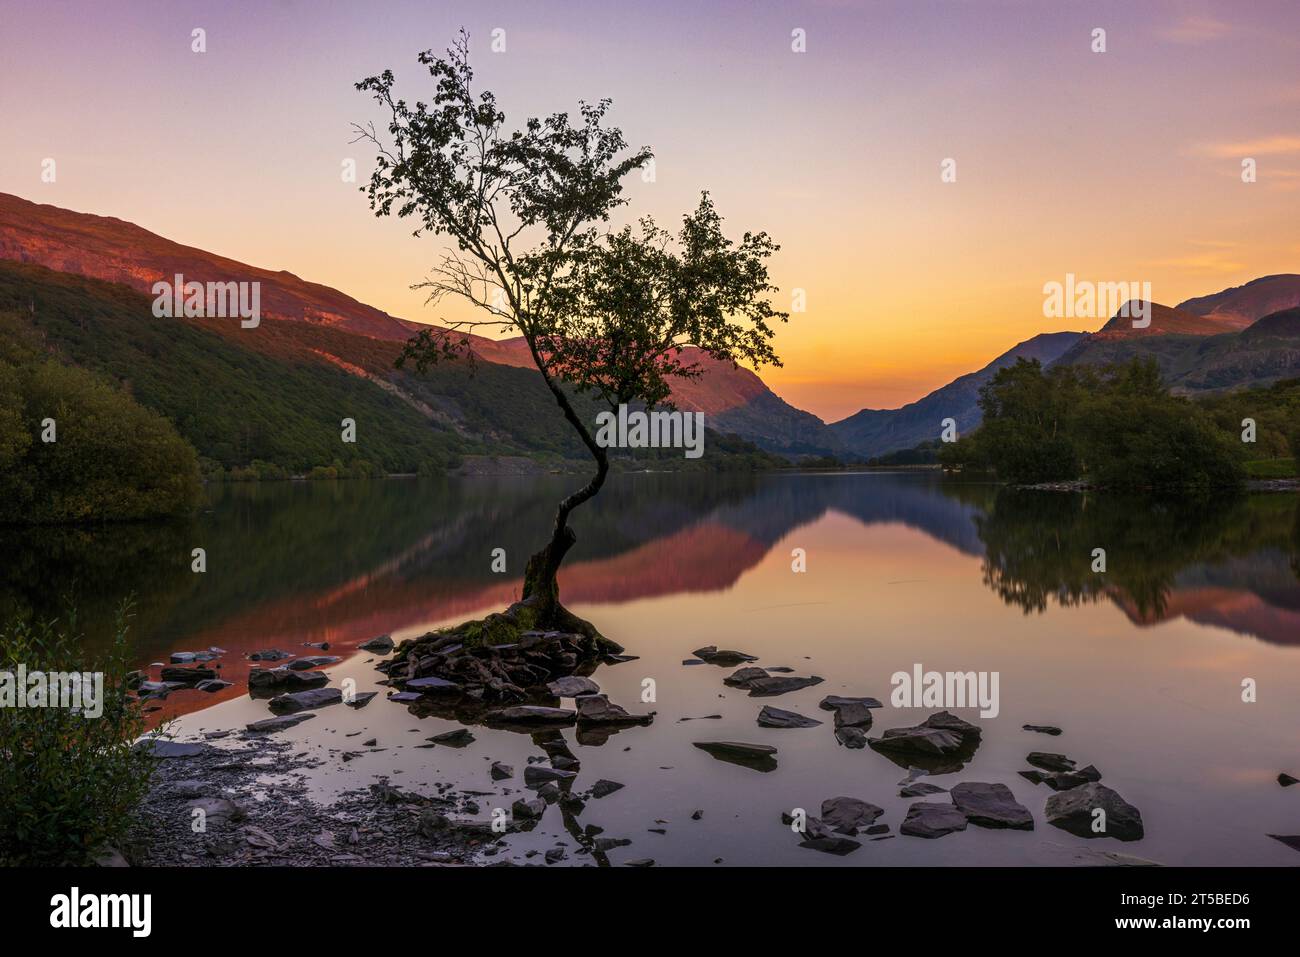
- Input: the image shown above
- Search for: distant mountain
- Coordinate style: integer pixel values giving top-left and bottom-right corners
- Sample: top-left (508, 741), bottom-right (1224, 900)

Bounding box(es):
top-left (1056, 300), bottom-right (1300, 393)
top-left (828, 331), bottom-right (1086, 459)
top-left (1176, 274), bottom-right (1300, 328)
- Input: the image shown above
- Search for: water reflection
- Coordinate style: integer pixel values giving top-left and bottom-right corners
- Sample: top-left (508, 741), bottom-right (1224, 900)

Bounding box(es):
top-left (3, 474), bottom-right (1297, 665)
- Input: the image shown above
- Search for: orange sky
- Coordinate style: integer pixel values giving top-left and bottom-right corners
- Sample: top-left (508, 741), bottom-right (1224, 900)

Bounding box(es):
top-left (2, 0), bottom-right (1298, 419)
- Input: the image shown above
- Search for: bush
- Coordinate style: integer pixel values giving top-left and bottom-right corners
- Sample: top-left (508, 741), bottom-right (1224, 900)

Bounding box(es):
top-left (0, 317), bottom-right (200, 523)
top-left (0, 608), bottom-right (156, 865)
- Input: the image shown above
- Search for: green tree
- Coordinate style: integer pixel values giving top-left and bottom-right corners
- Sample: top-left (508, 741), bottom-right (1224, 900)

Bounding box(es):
top-left (353, 32), bottom-right (786, 629)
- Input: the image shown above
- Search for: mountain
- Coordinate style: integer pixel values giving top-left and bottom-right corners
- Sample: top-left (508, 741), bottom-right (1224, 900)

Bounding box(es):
top-left (0, 192), bottom-right (834, 455)
top-left (1056, 299), bottom-right (1300, 393)
top-left (1176, 274), bottom-right (1300, 329)
top-left (828, 331), bottom-right (1086, 459)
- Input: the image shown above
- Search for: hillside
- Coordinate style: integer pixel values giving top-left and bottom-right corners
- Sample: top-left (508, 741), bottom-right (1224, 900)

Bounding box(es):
top-left (0, 192), bottom-right (824, 455)
top-left (828, 331), bottom-right (1085, 459)
top-left (1177, 274), bottom-right (1300, 328)
top-left (1057, 304), bottom-right (1300, 393)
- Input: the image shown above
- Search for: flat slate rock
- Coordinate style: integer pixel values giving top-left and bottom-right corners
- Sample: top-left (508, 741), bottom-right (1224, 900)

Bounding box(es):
top-left (490, 761), bottom-right (514, 781)
top-left (1019, 765), bottom-right (1102, 791)
top-left (798, 835), bottom-right (862, 855)
top-left (134, 739), bottom-right (209, 759)
top-left (428, 728), bottom-right (474, 746)
top-left (901, 801), bottom-right (968, 839)
top-left (286, 656), bottom-right (341, 671)
top-left (1026, 752), bottom-right (1076, 772)
top-left (590, 779), bottom-right (625, 799)
top-left (819, 695), bottom-right (883, 711)
top-left (820, 796), bottom-right (884, 834)
top-left (723, 666), bottom-right (769, 688)
top-left (575, 694), bottom-right (653, 726)
top-left (547, 676), bottom-right (600, 698)
top-left (345, 691), bottom-right (378, 709)
top-left (268, 687), bottom-right (343, 715)
top-left (358, 634), bottom-right (395, 652)
top-left (1267, 834), bottom-right (1300, 853)
top-left (693, 646), bottom-right (759, 666)
top-left (693, 741), bottom-right (778, 772)
top-left (950, 782), bottom-right (1034, 830)
top-left (404, 676), bottom-right (462, 694)
top-left (524, 765), bottom-right (578, 786)
top-left (245, 712), bottom-right (317, 734)
top-left (746, 675), bottom-right (824, 697)
top-left (757, 705), bottom-right (823, 729)
top-left (484, 706), bottom-right (577, 726)
top-left (1023, 724), bottom-right (1063, 736)
top-left (1045, 782), bottom-right (1144, 842)
top-left (248, 667), bottom-right (329, 691)
top-left (899, 781), bottom-right (948, 798)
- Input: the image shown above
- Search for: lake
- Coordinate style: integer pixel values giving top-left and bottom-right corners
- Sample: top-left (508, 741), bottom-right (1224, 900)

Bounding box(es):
top-left (5, 471), bottom-right (1299, 865)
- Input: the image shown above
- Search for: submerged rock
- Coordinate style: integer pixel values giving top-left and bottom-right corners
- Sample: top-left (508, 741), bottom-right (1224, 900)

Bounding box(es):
top-left (428, 728), bottom-right (474, 746)
top-left (483, 706), bottom-right (577, 727)
top-left (1026, 752), bottom-right (1076, 773)
top-left (901, 802), bottom-right (968, 839)
top-left (1045, 782), bottom-right (1144, 842)
top-left (512, 798), bottom-right (546, 820)
top-left (590, 779), bottom-right (625, 799)
top-left (723, 666), bottom-right (769, 688)
top-left (835, 727), bottom-right (868, 749)
top-left (248, 667), bottom-right (328, 691)
top-left (950, 782), bottom-right (1034, 830)
top-left (818, 695), bottom-right (880, 729)
top-left (693, 646), bottom-right (759, 666)
top-left (693, 741), bottom-right (778, 772)
top-left (1020, 764), bottom-right (1102, 791)
top-left (574, 694), bottom-right (653, 726)
top-left (249, 649), bottom-right (294, 661)
top-left (746, 675), bottom-right (824, 697)
top-left (268, 688), bottom-right (342, 715)
top-left (1023, 724), bottom-right (1063, 736)
top-left (547, 676), bottom-right (600, 698)
top-left (359, 634), bottom-right (394, 653)
top-left (287, 656), bottom-right (341, 671)
top-left (899, 781), bottom-right (947, 798)
top-left (820, 796), bottom-right (884, 834)
top-left (869, 711), bottom-right (982, 771)
top-left (245, 712), bottom-right (317, 734)
top-left (404, 676), bottom-right (462, 694)
top-left (757, 705), bottom-right (823, 729)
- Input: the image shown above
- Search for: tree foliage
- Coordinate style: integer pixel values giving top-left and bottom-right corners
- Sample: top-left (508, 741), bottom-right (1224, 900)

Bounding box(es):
top-left (0, 314), bottom-right (200, 524)
top-left (939, 356), bottom-right (1246, 488)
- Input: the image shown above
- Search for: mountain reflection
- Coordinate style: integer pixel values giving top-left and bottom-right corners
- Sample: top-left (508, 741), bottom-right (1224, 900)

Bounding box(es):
top-left (1, 472), bottom-right (1296, 714)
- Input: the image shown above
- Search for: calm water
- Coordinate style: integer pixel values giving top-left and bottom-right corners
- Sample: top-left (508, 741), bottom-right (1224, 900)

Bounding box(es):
top-left (5, 472), bottom-right (1299, 866)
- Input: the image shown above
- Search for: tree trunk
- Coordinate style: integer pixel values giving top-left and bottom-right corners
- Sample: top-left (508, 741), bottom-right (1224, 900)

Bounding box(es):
top-left (520, 342), bottom-right (611, 624)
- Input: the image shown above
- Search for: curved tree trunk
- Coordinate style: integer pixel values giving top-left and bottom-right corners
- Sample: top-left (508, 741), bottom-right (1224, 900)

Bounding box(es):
top-left (520, 340), bottom-right (611, 624)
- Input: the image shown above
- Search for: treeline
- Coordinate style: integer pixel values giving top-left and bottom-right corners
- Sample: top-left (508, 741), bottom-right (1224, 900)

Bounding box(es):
top-left (938, 357), bottom-right (1297, 488)
top-left (0, 314), bottom-right (200, 524)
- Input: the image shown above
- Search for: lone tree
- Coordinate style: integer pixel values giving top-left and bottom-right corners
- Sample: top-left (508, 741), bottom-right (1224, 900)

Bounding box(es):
top-left (353, 32), bottom-right (787, 649)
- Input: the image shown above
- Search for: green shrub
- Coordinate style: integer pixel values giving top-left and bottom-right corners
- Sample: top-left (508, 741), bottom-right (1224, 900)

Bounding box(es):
top-left (0, 609), bottom-right (156, 865)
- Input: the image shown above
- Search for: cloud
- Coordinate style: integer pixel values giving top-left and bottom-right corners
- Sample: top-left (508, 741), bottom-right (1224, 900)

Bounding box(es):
top-left (1158, 14), bottom-right (1233, 44)
top-left (1200, 135), bottom-right (1300, 157)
